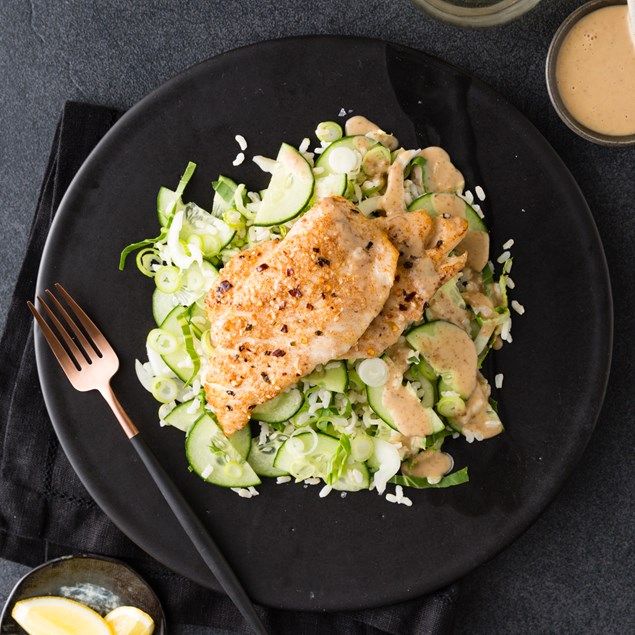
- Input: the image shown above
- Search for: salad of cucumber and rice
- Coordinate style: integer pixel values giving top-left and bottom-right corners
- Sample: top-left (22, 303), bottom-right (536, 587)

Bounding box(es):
top-left (121, 115), bottom-right (519, 505)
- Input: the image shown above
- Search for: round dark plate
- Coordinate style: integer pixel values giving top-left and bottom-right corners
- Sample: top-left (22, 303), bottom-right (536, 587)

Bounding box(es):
top-left (0, 554), bottom-right (166, 634)
top-left (34, 36), bottom-right (612, 611)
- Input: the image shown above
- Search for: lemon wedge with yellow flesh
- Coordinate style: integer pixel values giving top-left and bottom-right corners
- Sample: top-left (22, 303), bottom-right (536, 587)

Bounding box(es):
top-left (11, 596), bottom-right (113, 635)
top-left (105, 606), bottom-right (155, 635)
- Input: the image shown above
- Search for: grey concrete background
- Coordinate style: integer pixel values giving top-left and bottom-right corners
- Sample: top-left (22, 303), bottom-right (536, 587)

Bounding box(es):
top-left (1, 0), bottom-right (633, 633)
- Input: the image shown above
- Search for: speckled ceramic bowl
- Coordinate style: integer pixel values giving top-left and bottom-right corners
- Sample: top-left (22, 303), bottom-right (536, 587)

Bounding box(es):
top-left (0, 554), bottom-right (166, 634)
top-left (546, 0), bottom-right (635, 146)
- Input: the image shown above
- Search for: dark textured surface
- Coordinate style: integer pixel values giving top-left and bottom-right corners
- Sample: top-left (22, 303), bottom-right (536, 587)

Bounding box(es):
top-left (0, 0), bottom-right (633, 633)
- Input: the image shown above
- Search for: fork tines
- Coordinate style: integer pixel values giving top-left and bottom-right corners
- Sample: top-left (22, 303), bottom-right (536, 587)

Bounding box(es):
top-left (28, 283), bottom-right (104, 372)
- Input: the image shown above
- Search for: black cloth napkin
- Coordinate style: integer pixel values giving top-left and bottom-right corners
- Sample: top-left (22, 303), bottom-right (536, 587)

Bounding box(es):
top-left (0, 101), bottom-right (459, 634)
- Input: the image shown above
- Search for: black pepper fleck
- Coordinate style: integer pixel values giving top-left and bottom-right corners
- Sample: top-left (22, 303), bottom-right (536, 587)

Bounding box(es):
top-left (272, 349), bottom-right (286, 357)
top-left (261, 372), bottom-right (271, 384)
top-left (312, 247), bottom-right (320, 253)
top-left (404, 291), bottom-right (416, 302)
top-left (286, 268), bottom-right (294, 276)
top-left (315, 330), bottom-right (323, 336)
top-left (216, 280), bottom-right (233, 293)
top-left (306, 303), bottom-right (314, 310)
top-left (366, 241), bottom-right (373, 250)
top-left (317, 257), bottom-right (330, 267)
top-left (226, 405), bottom-right (233, 411)
top-left (281, 324), bottom-right (288, 333)
top-left (289, 287), bottom-right (302, 298)
top-left (226, 390), bottom-right (235, 396)
top-left (436, 240), bottom-right (443, 248)
top-left (399, 304), bottom-right (407, 311)
top-left (404, 261), bottom-right (413, 269)
top-left (255, 263), bottom-right (269, 272)
top-left (245, 324), bottom-right (253, 331)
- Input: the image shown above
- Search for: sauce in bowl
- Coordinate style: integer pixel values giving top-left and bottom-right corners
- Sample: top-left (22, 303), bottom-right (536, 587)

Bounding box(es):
top-left (556, 5), bottom-right (635, 136)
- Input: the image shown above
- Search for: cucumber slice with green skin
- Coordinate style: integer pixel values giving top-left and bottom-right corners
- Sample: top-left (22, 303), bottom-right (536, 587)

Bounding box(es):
top-left (367, 356), bottom-right (444, 433)
top-left (314, 173), bottom-right (347, 200)
top-left (163, 398), bottom-right (204, 432)
top-left (274, 431), bottom-right (338, 479)
top-left (332, 462), bottom-right (370, 492)
top-left (152, 288), bottom-right (178, 326)
top-left (304, 362), bottom-right (348, 393)
top-left (230, 424), bottom-right (252, 461)
top-left (367, 383), bottom-right (444, 433)
top-left (408, 192), bottom-right (488, 232)
top-left (186, 414), bottom-right (260, 488)
top-left (315, 136), bottom-right (378, 177)
top-left (188, 302), bottom-right (210, 339)
top-left (159, 305), bottom-right (196, 383)
top-left (157, 187), bottom-right (185, 227)
top-left (250, 388), bottom-right (304, 423)
top-left (406, 321), bottom-right (478, 399)
top-left (254, 143), bottom-right (315, 226)
top-left (248, 436), bottom-right (289, 478)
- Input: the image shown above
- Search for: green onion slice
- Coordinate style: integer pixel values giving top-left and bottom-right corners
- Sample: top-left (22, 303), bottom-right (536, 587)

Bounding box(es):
top-left (154, 266), bottom-right (182, 293)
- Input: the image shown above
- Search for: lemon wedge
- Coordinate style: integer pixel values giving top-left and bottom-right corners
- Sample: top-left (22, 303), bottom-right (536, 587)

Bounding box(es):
top-left (11, 596), bottom-right (113, 635)
top-left (105, 606), bottom-right (155, 635)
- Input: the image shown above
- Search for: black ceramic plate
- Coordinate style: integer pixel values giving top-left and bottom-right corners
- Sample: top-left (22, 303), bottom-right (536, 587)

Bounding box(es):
top-left (0, 554), bottom-right (166, 634)
top-left (35, 37), bottom-right (612, 611)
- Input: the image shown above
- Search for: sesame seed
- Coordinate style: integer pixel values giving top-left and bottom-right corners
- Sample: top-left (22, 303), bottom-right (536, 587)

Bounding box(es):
top-left (232, 152), bottom-right (245, 166)
top-left (495, 373), bottom-right (504, 389)
top-left (503, 238), bottom-right (515, 250)
top-left (506, 277), bottom-right (516, 289)
top-left (475, 185), bottom-right (486, 201)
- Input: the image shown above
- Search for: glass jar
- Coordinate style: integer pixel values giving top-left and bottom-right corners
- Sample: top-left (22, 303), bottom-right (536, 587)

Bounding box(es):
top-left (410, 0), bottom-right (542, 27)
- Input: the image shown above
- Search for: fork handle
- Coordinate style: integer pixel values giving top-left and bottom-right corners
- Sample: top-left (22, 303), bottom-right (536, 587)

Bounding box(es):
top-left (129, 434), bottom-right (269, 635)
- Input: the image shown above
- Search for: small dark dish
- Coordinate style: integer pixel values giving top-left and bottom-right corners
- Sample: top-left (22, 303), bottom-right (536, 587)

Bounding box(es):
top-left (546, 0), bottom-right (635, 146)
top-left (0, 554), bottom-right (166, 634)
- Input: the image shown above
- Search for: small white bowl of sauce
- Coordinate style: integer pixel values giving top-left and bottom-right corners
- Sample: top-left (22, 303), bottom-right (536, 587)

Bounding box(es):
top-left (546, 0), bottom-right (635, 146)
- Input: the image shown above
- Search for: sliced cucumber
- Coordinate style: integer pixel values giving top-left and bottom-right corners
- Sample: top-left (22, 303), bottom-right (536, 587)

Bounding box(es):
top-left (250, 388), bottom-right (304, 423)
top-left (315, 136), bottom-right (378, 177)
top-left (230, 424), bottom-right (252, 461)
top-left (314, 173), bottom-right (347, 200)
top-left (332, 462), bottom-right (370, 492)
top-left (186, 414), bottom-right (260, 488)
top-left (248, 435), bottom-right (289, 478)
top-left (367, 383), bottom-right (443, 434)
top-left (159, 305), bottom-right (196, 383)
top-left (188, 302), bottom-right (210, 339)
top-left (152, 288), bottom-right (177, 326)
top-left (157, 187), bottom-right (184, 227)
top-left (366, 383), bottom-right (398, 430)
top-left (274, 432), bottom-right (338, 479)
top-left (406, 321), bottom-right (477, 399)
top-left (254, 143), bottom-right (315, 226)
top-left (304, 362), bottom-right (348, 393)
top-left (163, 397), bottom-right (204, 432)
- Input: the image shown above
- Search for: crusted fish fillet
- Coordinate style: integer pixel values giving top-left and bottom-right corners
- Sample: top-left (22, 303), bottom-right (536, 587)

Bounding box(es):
top-left (342, 212), bottom-right (468, 359)
top-left (204, 197), bottom-right (399, 435)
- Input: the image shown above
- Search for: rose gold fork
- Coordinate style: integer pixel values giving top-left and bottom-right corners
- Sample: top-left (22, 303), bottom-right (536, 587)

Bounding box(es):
top-left (28, 283), bottom-right (268, 635)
